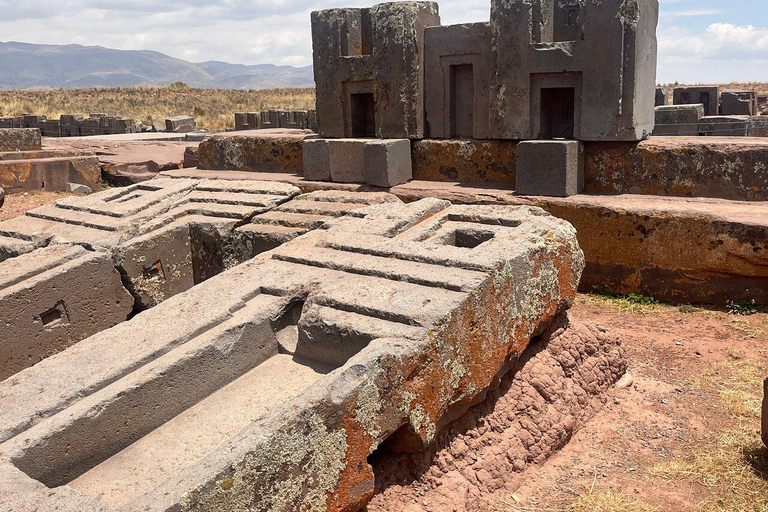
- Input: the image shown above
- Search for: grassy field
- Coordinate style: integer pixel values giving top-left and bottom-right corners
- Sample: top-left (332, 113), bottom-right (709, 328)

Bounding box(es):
top-left (0, 85), bottom-right (316, 131)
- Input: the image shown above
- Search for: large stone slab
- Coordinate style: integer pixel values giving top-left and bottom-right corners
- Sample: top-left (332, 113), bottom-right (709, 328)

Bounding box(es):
top-left (699, 116), bottom-right (750, 137)
top-left (370, 315), bottom-right (626, 510)
top-left (0, 245), bottom-right (133, 380)
top-left (234, 190), bottom-right (401, 260)
top-left (0, 198), bottom-right (583, 512)
top-left (412, 138), bottom-right (516, 184)
top-left (197, 129), bottom-right (317, 173)
top-left (160, 170), bottom-right (768, 306)
top-left (0, 128), bottom-right (41, 152)
top-left (0, 153), bottom-right (101, 193)
top-left (312, 3), bottom-right (439, 139)
top-left (584, 137), bottom-right (768, 201)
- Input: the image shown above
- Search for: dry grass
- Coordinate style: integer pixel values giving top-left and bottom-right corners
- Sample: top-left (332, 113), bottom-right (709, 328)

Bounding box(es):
top-left (648, 357), bottom-right (768, 512)
top-left (0, 86), bottom-right (316, 131)
top-left (661, 82), bottom-right (768, 96)
top-left (577, 293), bottom-right (662, 314)
top-left (567, 489), bottom-right (660, 512)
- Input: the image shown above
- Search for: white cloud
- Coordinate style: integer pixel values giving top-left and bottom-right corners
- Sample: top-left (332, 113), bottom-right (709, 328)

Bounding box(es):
top-left (658, 23), bottom-right (768, 82)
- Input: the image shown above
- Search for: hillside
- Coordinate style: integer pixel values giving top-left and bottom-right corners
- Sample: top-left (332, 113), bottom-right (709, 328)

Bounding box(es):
top-left (0, 42), bottom-right (314, 90)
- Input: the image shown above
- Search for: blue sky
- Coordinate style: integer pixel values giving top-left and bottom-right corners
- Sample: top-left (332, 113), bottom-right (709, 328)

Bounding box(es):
top-left (0, 0), bottom-right (765, 84)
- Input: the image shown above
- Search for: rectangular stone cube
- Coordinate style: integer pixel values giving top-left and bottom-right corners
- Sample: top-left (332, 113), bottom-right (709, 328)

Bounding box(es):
top-left (364, 139), bottom-right (412, 187)
top-left (302, 139), bottom-right (331, 181)
top-left (516, 140), bottom-right (584, 197)
top-left (328, 139), bottom-right (367, 183)
top-left (653, 104), bottom-right (704, 136)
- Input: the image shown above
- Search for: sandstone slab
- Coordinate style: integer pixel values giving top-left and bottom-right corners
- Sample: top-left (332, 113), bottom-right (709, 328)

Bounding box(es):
top-left (412, 138), bottom-right (516, 184)
top-left (0, 153), bottom-right (101, 194)
top-left (198, 129), bottom-right (317, 173)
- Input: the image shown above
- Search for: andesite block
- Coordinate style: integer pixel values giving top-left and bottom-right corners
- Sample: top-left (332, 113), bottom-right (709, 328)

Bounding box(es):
top-left (516, 140), bottom-right (584, 197)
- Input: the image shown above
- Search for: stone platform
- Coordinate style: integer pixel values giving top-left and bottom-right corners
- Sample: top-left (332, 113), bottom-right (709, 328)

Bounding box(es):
top-left (162, 169), bottom-right (768, 305)
top-left (197, 132), bottom-right (768, 202)
top-left (413, 136), bottom-right (768, 202)
top-left (0, 199), bottom-right (586, 512)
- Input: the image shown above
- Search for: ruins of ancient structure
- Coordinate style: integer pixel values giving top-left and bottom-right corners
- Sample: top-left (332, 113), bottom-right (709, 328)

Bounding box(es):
top-left (235, 110), bottom-right (318, 132)
top-left (0, 0), bottom-right (767, 510)
top-left (309, 0), bottom-right (658, 194)
top-left (0, 114), bottom-right (138, 137)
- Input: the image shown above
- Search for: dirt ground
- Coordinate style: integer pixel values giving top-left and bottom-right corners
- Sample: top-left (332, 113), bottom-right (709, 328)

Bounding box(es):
top-left (1, 190), bottom-right (766, 511)
top-left (495, 297), bottom-right (768, 512)
top-left (0, 190), bottom-right (70, 222)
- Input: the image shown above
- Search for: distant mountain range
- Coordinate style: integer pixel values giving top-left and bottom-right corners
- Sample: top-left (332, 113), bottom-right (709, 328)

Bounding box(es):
top-left (0, 41), bottom-right (315, 90)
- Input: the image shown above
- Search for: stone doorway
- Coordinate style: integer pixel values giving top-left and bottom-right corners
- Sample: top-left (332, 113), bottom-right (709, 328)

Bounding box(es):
top-left (450, 64), bottom-right (474, 138)
top-left (540, 87), bottom-right (575, 139)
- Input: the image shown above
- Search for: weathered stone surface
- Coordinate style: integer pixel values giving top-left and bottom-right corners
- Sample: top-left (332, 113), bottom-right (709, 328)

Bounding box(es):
top-left (165, 116), bottom-right (195, 133)
top-left (304, 138), bottom-right (412, 186)
top-left (364, 139), bottom-right (413, 187)
top-left (0, 128), bottom-right (42, 152)
top-left (198, 129), bottom-right (317, 173)
top-left (0, 152), bottom-right (101, 194)
top-left (584, 137), bottom-right (768, 201)
top-left (653, 104), bottom-right (704, 136)
top-left (721, 90), bottom-right (758, 116)
top-left (67, 183), bottom-right (92, 195)
top-left (160, 170), bottom-right (768, 306)
top-left (116, 179), bottom-right (301, 309)
top-left (0, 198), bottom-right (582, 512)
top-left (303, 139), bottom-right (332, 181)
top-left (234, 190), bottom-right (400, 260)
top-left (0, 178), bottom-right (300, 313)
top-left (44, 138), bottom-right (196, 186)
top-left (524, 195), bottom-right (768, 305)
top-left (369, 315), bottom-right (626, 511)
top-left (489, 0), bottom-right (658, 141)
top-left (411, 139), bottom-right (516, 183)
top-left (699, 115), bottom-right (750, 137)
top-left (0, 245), bottom-right (133, 380)
top-left (516, 140), bottom-right (584, 197)
top-left (312, 2), bottom-right (440, 139)
top-left (424, 22), bottom-right (492, 139)
top-left (328, 139), bottom-right (367, 183)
